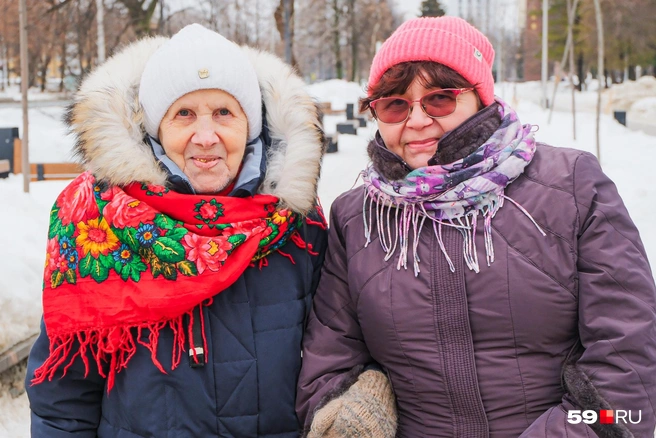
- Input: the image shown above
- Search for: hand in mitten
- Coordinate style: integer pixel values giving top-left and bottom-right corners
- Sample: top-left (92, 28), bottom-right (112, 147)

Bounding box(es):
top-left (308, 370), bottom-right (397, 438)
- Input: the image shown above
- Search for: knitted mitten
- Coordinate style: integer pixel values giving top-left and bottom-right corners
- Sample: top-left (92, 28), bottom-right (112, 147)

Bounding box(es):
top-left (308, 370), bottom-right (397, 438)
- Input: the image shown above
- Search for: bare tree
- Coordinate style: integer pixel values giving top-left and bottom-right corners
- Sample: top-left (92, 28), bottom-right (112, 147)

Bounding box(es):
top-left (593, 0), bottom-right (603, 161)
top-left (357, 0), bottom-right (395, 81)
top-left (567, 0), bottom-right (576, 140)
top-left (74, 0), bottom-right (98, 77)
top-left (295, 0), bottom-right (396, 81)
top-left (547, 0), bottom-right (579, 124)
top-left (274, 0), bottom-right (298, 68)
top-left (295, 0), bottom-right (331, 79)
top-left (331, 0), bottom-right (343, 79)
top-left (347, 0), bottom-right (356, 81)
top-left (0, 0), bottom-right (19, 89)
top-left (115, 0), bottom-right (158, 37)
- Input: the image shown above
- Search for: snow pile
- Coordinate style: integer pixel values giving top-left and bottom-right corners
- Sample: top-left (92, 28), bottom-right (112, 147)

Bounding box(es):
top-left (632, 96), bottom-right (656, 115)
top-left (0, 176), bottom-right (69, 353)
top-left (608, 76), bottom-right (656, 111)
top-left (306, 79), bottom-right (367, 111)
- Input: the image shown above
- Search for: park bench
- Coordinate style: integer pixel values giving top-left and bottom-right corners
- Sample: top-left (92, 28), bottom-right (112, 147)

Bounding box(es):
top-left (11, 137), bottom-right (84, 181)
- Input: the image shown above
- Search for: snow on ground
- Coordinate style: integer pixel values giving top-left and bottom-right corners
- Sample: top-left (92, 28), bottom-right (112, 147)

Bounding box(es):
top-left (0, 177), bottom-right (69, 350)
top-left (0, 78), bottom-right (655, 436)
top-left (306, 79), bottom-right (367, 111)
top-left (0, 105), bottom-right (76, 163)
top-left (0, 83), bottom-right (71, 102)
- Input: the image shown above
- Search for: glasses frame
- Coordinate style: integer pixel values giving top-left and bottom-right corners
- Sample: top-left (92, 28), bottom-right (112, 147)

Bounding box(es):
top-left (369, 87), bottom-right (475, 125)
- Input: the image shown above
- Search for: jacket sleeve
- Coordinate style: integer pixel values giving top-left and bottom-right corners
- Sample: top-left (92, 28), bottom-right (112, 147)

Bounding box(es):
top-left (296, 201), bottom-right (374, 429)
top-left (25, 319), bottom-right (105, 437)
top-left (520, 152), bottom-right (656, 438)
top-left (302, 205), bottom-right (329, 308)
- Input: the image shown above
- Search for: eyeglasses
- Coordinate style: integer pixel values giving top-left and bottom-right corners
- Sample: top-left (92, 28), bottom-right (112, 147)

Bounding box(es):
top-left (369, 88), bottom-right (474, 124)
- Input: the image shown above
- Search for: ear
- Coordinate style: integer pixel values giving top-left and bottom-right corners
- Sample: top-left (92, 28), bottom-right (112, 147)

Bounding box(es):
top-left (474, 90), bottom-right (484, 110)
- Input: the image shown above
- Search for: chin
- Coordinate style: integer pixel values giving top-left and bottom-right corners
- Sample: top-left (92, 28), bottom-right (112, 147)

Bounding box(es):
top-left (192, 176), bottom-right (231, 194)
top-left (406, 159), bottom-right (430, 170)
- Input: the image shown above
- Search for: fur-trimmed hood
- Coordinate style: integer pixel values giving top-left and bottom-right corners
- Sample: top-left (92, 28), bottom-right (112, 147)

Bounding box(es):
top-left (66, 36), bottom-right (325, 215)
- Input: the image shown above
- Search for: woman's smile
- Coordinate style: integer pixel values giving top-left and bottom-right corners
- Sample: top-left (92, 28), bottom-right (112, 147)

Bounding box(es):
top-left (191, 156), bottom-right (221, 168)
top-left (405, 138), bottom-right (438, 151)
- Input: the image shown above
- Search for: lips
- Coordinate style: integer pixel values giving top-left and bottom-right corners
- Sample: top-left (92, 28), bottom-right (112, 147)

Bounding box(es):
top-left (192, 156), bottom-right (220, 169)
top-left (406, 138), bottom-right (438, 150)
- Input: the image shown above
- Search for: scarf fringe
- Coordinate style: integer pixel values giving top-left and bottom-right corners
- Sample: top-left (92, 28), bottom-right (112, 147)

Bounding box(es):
top-left (363, 190), bottom-right (545, 276)
top-left (32, 306), bottom-right (208, 393)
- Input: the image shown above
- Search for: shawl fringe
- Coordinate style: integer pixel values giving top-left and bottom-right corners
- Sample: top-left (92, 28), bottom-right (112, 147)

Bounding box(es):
top-left (32, 306), bottom-right (207, 392)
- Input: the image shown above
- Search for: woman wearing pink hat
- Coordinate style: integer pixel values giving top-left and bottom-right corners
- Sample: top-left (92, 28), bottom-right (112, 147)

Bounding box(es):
top-left (297, 16), bottom-right (656, 438)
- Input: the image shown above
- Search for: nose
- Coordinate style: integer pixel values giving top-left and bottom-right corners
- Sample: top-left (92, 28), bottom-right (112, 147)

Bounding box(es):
top-left (191, 116), bottom-right (219, 147)
top-left (405, 101), bottom-right (433, 129)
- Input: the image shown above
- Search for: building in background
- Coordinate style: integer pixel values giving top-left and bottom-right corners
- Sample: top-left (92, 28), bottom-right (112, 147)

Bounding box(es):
top-left (520, 0), bottom-right (543, 81)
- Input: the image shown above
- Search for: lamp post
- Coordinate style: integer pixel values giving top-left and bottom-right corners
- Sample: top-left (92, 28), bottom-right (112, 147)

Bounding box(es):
top-left (19, 0), bottom-right (29, 193)
top-left (541, 0), bottom-right (548, 109)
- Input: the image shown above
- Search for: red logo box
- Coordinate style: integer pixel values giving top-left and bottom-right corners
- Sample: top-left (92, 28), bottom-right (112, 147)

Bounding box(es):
top-left (600, 410), bottom-right (614, 424)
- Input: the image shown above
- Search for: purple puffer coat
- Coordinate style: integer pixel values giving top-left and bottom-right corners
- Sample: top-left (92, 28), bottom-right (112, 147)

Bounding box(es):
top-left (297, 144), bottom-right (656, 437)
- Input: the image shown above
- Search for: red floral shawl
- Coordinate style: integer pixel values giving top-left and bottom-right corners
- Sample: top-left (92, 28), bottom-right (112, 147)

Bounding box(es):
top-left (33, 172), bottom-right (322, 390)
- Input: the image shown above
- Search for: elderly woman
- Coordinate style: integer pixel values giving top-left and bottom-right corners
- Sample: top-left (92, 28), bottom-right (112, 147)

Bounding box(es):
top-left (297, 16), bottom-right (656, 438)
top-left (26, 24), bottom-right (327, 437)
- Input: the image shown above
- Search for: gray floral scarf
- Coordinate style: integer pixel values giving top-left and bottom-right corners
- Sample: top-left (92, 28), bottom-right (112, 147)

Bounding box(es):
top-left (362, 98), bottom-right (544, 275)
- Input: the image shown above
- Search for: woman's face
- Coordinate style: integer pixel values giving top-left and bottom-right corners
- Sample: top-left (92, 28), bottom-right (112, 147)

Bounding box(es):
top-left (377, 77), bottom-right (480, 170)
top-left (158, 89), bottom-right (248, 194)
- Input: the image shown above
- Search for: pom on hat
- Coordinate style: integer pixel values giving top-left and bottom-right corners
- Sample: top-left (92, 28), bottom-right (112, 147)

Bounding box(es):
top-left (139, 24), bottom-right (262, 142)
top-left (368, 16), bottom-right (496, 106)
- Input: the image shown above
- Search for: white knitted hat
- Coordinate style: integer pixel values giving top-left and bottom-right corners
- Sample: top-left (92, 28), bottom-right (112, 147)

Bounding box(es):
top-left (139, 23), bottom-right (262, 142)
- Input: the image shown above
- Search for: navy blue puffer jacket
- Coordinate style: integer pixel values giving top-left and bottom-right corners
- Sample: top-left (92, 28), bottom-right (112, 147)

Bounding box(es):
top-left (27, 227), bottom-right (326, 437)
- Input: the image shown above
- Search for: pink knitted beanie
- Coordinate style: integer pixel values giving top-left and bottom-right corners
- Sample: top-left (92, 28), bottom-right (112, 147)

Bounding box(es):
top-left (368, 16), bottom-right (496, 106)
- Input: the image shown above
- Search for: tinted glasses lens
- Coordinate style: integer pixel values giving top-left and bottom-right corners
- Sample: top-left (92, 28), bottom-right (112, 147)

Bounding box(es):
top-left (373, 98), bottom-right (410, 123)
top-left (421, 90), bottom-right (458, 118)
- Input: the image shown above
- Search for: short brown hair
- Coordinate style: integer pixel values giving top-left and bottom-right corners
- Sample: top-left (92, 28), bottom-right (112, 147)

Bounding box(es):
top-left (359, 61), bottom-right (480, 114)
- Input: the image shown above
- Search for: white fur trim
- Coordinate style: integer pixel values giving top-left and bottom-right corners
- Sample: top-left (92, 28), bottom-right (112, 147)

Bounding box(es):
top-left (243, 47), bottom-right (324, 214)
top-left (69, 37), bottom-right (169, 187)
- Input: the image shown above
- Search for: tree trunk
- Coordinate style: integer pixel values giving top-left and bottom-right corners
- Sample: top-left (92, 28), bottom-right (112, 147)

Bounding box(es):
top-left (332, 0), bottom-right (342, 79)
top-left (592, 0), bottom-right (604, 161)
top-left (548, 0), bottom-right (578, 124)
top-left (28, 52), bottom-right (39, 87)
top-left (274, 0), bottom-right (298, 69)
top-left (567, 0), bottom-right (576, 140)
top-left (117, 0), bottom-right (159, 37)
top-left (39, 54), bottom-right (51, 92)
top-left (348, 0), bottom-right (357, 82)
top-left (576, 53), bottom-right (584, 92)
top-left (59, 35), bottom-right (66, 91)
